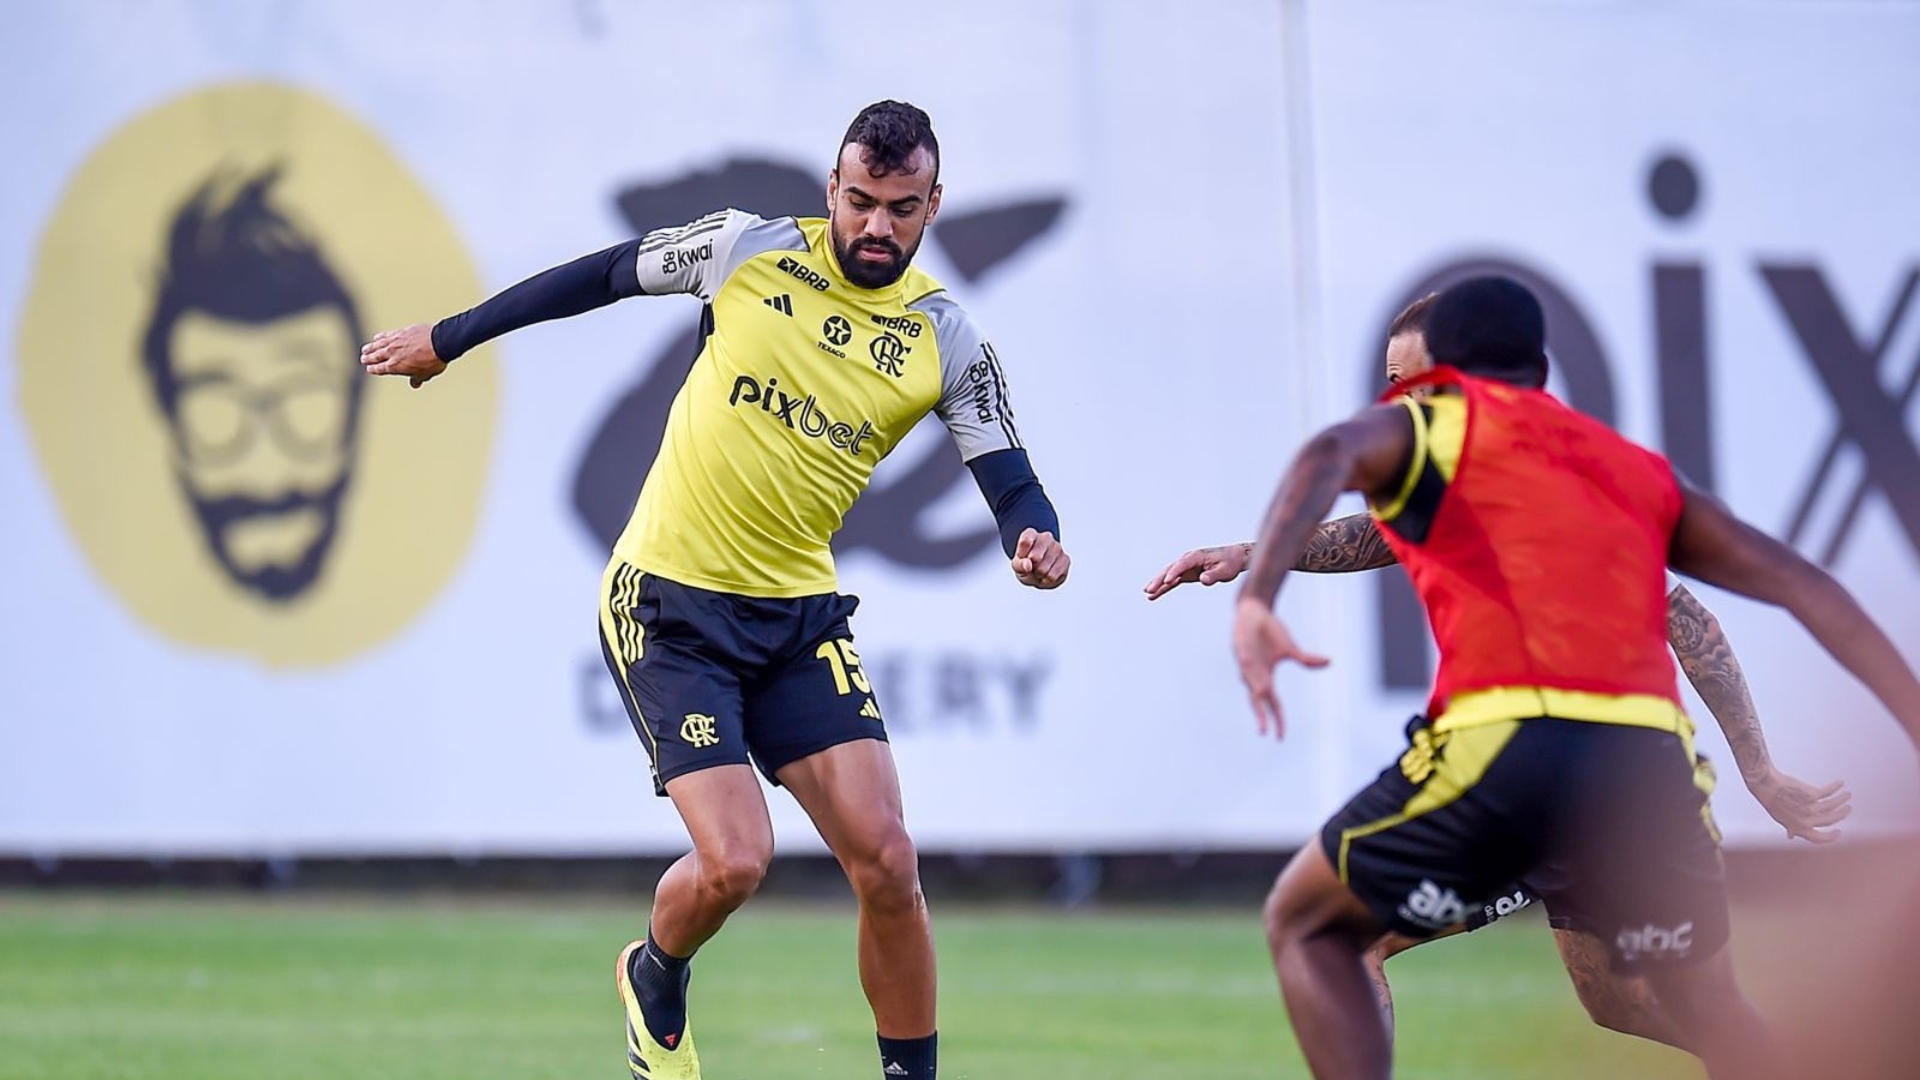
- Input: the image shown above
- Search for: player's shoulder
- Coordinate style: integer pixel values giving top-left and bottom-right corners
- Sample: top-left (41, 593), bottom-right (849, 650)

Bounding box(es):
top-left (907, 284), bottom-right (992, 371)
top-left (721, 209), bottom-right (807, 257)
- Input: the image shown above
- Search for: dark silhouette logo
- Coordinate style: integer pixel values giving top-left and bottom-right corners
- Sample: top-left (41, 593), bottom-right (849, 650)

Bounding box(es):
top-left (571, 157), bottom-right (1067, 568)
top-left (823, 314), bottom-right (853, 346)
top-left (140, 166), bottom-right (368, 601)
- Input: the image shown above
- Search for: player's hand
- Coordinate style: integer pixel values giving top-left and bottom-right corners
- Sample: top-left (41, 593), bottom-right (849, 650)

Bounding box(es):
top-left (1748, 768), bottom-right (1851, 843)
top-left (1232, 596), bottom-right (1329, 739)
top-left (1011, 528), bottom-right (1070, 589)
top-left (1144, 544), bottom-right (1252, 600)
top-left (360, 323), bottom-right (448, 389)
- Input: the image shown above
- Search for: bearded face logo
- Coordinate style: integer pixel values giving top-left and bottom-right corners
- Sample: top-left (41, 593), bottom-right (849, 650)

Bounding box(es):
top-left (139, 167), bottom-right (368, 602)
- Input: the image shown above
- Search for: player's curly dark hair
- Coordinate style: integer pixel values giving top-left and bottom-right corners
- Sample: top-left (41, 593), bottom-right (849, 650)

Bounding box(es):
top-left (840, 100), bottom-right (939, 182)
top-left (1423, 276), bottom-right (1550, 388)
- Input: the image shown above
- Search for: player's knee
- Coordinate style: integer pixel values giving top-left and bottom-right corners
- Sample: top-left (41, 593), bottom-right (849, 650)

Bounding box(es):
top-left (698, 844), bottom-right (771, 910)
top-left (1262, 877), bottom-right (1307, 954)
top-left (1576, 986), bottom-right (1654, 1038)
top-left (845, 828), bottom-right (922, 916)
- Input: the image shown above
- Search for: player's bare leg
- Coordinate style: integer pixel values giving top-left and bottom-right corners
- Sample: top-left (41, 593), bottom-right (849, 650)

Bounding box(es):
top-left (1553, 928), bottom-right (1689, 1051)
top-left (652, 765), bottom-right (776, 955)
top-left (1640, 942), bottom-right (1786, 1080)
top-left (618, 765), bottom-right (774, 1079)
top-left (779, 740), bottom-right (937, 1076)
top-left (1265, 842), bottom-right (1393, 1080)
top-left (1361, 928), bottom-right (1462, 1041)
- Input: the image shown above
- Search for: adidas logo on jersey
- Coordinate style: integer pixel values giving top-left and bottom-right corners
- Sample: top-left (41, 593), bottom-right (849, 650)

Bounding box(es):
top-left (860, 697), bottom-right (882, 721)
top-left (884, 1063), bottom-right (909, 1077)
top-left (763, 293), bottom-right (793, 316)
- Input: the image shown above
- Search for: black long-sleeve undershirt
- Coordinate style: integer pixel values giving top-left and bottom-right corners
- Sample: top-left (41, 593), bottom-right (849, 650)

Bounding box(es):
top-left (431, 239), bottom-right (643, 361)
top-left (967, 448), bottom-right (1061, 556)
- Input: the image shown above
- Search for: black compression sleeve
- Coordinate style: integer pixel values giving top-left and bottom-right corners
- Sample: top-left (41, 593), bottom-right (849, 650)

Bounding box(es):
top-left (430, 238), bottom-right (643, 361)
top-left (966, 448), bottom-right (1061, 557)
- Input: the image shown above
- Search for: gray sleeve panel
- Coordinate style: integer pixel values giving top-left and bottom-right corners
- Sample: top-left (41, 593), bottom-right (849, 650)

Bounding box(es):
top-left (633, 210), bottom-right (805, 301)
top-left (914, 290), bottom-right (1025, 462)
top-left (724, 215), bottom-right (808, 281)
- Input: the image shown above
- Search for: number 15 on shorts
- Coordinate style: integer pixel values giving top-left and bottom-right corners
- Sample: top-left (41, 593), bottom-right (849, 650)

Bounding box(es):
top-left (816, 639), bottom-right (883, 721)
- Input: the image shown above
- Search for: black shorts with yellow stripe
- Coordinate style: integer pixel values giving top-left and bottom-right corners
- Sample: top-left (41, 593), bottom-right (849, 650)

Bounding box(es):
top-left (1322, 715), bottom-right (1729, 970)
top-left (1464, 754), bottom-right (1722, 935)
top-left (598, 558), bottom-right (888, 796)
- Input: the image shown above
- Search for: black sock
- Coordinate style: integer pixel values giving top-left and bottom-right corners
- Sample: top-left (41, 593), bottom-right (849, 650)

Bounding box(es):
top-left (629, 934), bottom-right (692, 1048)
top-left (878, 1032), bottom-right (936, 1080)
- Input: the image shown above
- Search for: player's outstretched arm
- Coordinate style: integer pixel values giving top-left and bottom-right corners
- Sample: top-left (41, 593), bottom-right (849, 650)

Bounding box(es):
top-left (1297, 514), bottom-right (1398, 574)
top-left (1665, 582), bottom-right (1852, 842)
top-left (1233, 405), bottom-right (1414, 735)
top-left (1670, 484), bottom-right (1920, 748)
top-left (361, 238), bottom-right (651, 388)
top-left (1144, 542), bottom-right (1252, 599)
top-left (1143, 516), bottom-right (1399, 600)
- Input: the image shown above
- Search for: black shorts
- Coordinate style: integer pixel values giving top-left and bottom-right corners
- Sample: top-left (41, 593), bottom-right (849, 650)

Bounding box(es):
top-left (598, 560), bottom-right (888, 796)
top-left (1322, 715), bottom-right (1729, 971)
top-left (1464, 754), bottom-right (1723, 936)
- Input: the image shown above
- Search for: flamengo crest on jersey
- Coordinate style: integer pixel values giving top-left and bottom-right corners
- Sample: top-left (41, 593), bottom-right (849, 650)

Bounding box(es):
top-left (616, 209), bottom-right (1025, 597)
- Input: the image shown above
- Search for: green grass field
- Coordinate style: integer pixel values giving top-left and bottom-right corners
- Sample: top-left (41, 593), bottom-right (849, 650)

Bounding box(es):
top-left (0, 893), bottom-right (1707, 1080)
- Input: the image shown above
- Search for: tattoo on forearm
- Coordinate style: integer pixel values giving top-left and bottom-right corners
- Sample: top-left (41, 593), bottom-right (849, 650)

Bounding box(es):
top-left (1667, 584), bottom-right (1772, 782)
top-left (1294, 514), bottom-right (1399, 574)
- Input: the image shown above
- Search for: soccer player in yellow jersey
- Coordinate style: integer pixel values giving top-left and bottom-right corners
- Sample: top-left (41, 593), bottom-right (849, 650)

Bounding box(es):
top-left (1145, 293), bottom-right (1850, 1058)
top-left (361, 101), bottom-right (1069, 1080)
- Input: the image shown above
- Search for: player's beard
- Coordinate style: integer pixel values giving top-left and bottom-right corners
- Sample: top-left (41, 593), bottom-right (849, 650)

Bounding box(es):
top-left (831, 229), bottom-right (917, 290)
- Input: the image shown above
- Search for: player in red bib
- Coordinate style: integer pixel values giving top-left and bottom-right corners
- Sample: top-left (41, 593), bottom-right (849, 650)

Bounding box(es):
top-left (1232, 276), bottom-right (1920, 1080)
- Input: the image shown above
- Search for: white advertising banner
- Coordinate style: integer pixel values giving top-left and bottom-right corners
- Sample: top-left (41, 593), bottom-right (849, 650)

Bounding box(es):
top-left (1, 0), bottom-right (1914, 854)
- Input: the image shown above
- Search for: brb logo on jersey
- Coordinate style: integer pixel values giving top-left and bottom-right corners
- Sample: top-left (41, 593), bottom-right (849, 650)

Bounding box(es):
top-left (571, 157), bottom-right (1065, 569)
top-left (16, 83), bottom-right (497, 666)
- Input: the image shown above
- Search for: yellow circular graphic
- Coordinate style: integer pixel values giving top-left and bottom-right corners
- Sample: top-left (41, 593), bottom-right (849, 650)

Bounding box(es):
top-left (16, 82), bottom-right (497, 667)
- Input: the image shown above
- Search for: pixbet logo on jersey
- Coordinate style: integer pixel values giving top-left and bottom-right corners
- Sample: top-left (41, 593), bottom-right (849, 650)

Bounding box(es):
top-left (574, 156), bottom-right (1064, 570)
top-left (729, 374), bottom-right (876, 456)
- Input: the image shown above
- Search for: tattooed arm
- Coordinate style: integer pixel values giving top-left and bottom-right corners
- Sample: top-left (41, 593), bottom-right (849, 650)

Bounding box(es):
top-left (1143, 515), bottom-right (1397, 600)
top-left (1297, 513), bottom-right (1398, 573)
top-left (1234, 405), bottom-right (1416, 734)
top-left (1665, 581), bottom-right (1851, 842)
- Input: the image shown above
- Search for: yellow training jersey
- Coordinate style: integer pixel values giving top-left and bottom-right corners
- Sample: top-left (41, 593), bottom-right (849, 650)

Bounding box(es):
top-left (614, 210), bottom-right (1026, 597)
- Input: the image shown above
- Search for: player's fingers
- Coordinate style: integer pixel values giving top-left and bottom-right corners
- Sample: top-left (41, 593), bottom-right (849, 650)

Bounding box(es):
top-left (1811, 780), bottom-right (1846, 799)
top-left (410, 375), bottom-right (424, 389)
top-left (1039, 548), bottom-right (1068, 579)
top-left (1014, 528), bottom-right (1037, 560)
top-left (1291, 648), bottom-right (1332, 669)
top-left (1796, 825), bottom-right (1841, 844)
top-left (1807, 800), bottom-right (1853, 827)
